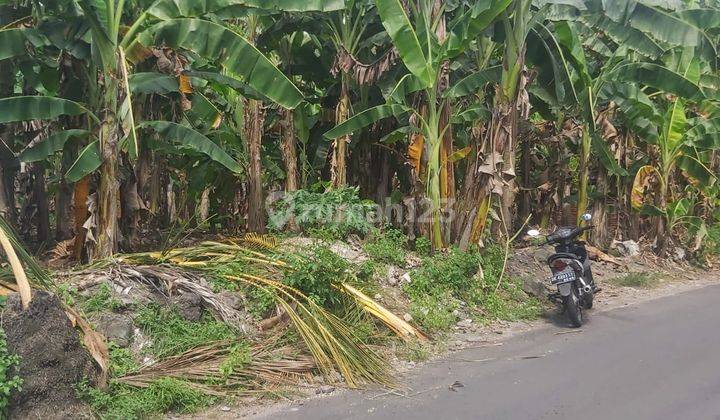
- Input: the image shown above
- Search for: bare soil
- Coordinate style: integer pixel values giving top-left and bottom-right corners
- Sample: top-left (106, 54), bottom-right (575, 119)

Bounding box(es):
top-left (2, 291), bottom-right (100, 419)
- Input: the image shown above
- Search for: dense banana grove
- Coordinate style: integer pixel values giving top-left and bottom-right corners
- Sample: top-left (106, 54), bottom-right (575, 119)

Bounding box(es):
top-left (1, 0), bottom-right (719, 259)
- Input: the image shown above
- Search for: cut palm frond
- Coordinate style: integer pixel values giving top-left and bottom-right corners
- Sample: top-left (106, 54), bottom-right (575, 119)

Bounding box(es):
top-left (341, 283), bottom-right (427, 342)
top-left (227, 274), bottom-right (394, 388)
top-left (118, 339), bottom-right (315, 396)
top-left (0, 215), bottom-right (52, 288)
top-left (238, 233), bottom-right (279, 250)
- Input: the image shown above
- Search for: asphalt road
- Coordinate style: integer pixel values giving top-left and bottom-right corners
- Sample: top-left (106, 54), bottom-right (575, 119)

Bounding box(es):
top-left (260, 284), bottom-right (720, 420)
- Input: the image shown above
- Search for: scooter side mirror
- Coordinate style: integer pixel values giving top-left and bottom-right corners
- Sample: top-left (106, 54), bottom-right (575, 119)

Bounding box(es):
top-left (581, 213), bottom-right (592, 221)
top-left (527, 229), bottom-right (541, 237)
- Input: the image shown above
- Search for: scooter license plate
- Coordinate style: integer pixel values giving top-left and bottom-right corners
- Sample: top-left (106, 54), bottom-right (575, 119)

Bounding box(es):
top-left (551, 269), bottom-right (576, 284)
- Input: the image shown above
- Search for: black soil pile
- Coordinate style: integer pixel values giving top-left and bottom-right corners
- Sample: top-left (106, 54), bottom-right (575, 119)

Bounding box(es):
top-left (1, 291), bottom-right (100, 419)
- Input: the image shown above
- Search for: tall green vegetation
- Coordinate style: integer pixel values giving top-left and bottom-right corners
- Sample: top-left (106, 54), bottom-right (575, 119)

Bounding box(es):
top-left (0, 0), bottom-right (718, 258)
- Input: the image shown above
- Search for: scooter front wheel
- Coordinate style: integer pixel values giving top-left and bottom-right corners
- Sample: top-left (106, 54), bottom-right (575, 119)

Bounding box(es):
top-left (563, 287), bottom-right (583, 328)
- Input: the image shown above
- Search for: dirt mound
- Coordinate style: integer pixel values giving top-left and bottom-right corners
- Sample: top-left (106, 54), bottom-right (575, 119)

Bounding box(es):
top-left (2, 291), bottom-right (100, 419)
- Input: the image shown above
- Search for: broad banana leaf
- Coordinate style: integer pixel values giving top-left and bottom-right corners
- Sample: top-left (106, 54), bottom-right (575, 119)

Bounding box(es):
top-left (323, 104), bottom-right (409, 139)
top-left (128, 72), bottom-right (179, 94)
top-left (19, 130), bottom-right (91, 163)
top-left (591, 132), bottom-right (628, 177)
top-left (677, 153), bottom-right (716, 187)
top-left (0, 96), bottom-right (97, 124)
top-left (580, 15), bottom-right (662, 59)
top-left (444, 66), bottom-right (502, 98)
top-left (66, 141), bottom-right (102, 183)
top-left (451, 105), bottom-right (491, 124)
top-left (662, 98), bottom-right (686, 152)
top-left (139, 121), bottom-right (243, 174)
top-left (0, 28), bottom-right (42, 61)
top-left (146, 0), bottom-right (344, 18)
top-left (374, 0), bottom-right (433, 88)
top-left (135, 19), bottom-right (303, 109)
top-left (554, 21), bottom-right (591, 86)
top-left (445, 0), bottom-right (513, 58)
top-left (187, 71), bottom-right (266, 101)
top-left (629, 3), bottom-right (702, 47)
top-left (612, 63), bottom-right (703, 101)
top-left (631, 165), bottom-right (659, 210)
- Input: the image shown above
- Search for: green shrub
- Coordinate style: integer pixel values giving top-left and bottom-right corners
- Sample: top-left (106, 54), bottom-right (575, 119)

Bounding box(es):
top-left (134, 306), bottom-right (236, 358)
top-left (78, 378), bottom-right (213, 419)
top-left (414, 236), bottom-right (432, 256)
top-left (108, 345), bottom-right (139, 377)
top-left (406, 247), bottom-right (483, 299)
top-left (282, 245), bottom-right (352, 308)
top-left (268, 184), bottom-right (376, 239)
top-left (409, 291), bottom-right (459, 332)
top-left (0, 330), bottom-right (22, 416)
top-left (701, 224), bottom-right (720, 260)
top-left (363, 229), bottom-right (408, 266)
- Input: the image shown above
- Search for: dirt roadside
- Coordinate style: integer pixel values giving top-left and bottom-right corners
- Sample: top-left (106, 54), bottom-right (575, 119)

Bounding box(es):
top-left (178, 248), bottom-right (720, 420)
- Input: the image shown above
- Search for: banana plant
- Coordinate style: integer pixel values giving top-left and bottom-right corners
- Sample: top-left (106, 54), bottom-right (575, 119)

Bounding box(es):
top-left (324, 0), bottom-right (511, 249)
top-left (0, 0), bottom-right (332, 257)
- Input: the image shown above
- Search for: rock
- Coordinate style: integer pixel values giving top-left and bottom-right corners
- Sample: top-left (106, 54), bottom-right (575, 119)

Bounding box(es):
top-left (95, 313), bottom-right (134, 347)
top-left (403, 313), bottom-right (413, 322)
top-left (329, 241), bottom-right (368, 263)
top-left (386, 266), bottom-right (404, 286)
top-left (316, 385), bottom-right (336, 395)
top-left (522, 277), bottom-right (549, 298)
top-left (220, 406), bottom-right (231, 412)
top-left (465, 335), bottom-right (486, 343)
top-left (401, 273), bottom-right (412, 284)
top-left (452, 309), bottom-right (460, 317)
top-left (217, 290), bottom-right (244, 311)
top-left (456, 318), bottom-right (473, 329)
top-left (171, 292), bottom-right (204, 322)
top-left (2, 291), bottom-right (99, 419)
top-left (673, 247), bottom-right (686, 262)
top-left (611, 240), bottom-right (640, 257)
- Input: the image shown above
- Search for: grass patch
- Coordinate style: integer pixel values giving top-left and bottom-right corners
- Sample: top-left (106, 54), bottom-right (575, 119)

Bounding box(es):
top-left (404, 246), bottom-right (542, 332)
top-left (134, 305), bottom-right (236, 358)
top-left (609, 272), bottom-right (661, 288)
top-left (363, 229), bottom-right (408, 266)
top-left (78, 378), bottom-right (214, 419)
top-left (83, 283), bottom-right (123, 314)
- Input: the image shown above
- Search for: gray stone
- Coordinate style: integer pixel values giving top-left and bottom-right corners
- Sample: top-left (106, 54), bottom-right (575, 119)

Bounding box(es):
top-left (316, 385), bottom-right (336, 395)
top-left (673, 247), bottom-right (686, 262)
top-left (522, 277), bottom-right (549, 298)
top-left (95, 313), bottom-right (134, 347)
top-left (456, 318), bottom-right (473, 329)
top-left (171, 292), bottom-right (204, 322)
top-left (611, 240), bottom-right (641, 257)
top-left (403, 313), bottom-right (413, 322)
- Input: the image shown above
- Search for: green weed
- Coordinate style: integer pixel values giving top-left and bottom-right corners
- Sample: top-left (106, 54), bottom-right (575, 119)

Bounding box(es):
top-left (363, 229), bottom-right (408, 266)
top-left (609, 272), bottom-right (661, 288)
top-left (134, 306), bottom-right (236, 358)
top-left (83, 283), bottom-right (123, 314)
top-left (78, 378), bottom-right (214, 419)
top-left (0, 329), bottom-right (22, 416)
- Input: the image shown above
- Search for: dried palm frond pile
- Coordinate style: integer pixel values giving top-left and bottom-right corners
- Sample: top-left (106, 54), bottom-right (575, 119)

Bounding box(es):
top-left (63, 236), bottom-right (426, 391)
top-left (118, 338), bottom-right (315, 397)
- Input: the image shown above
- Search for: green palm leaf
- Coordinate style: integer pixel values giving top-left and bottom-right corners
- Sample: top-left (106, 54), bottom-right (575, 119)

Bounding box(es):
top-left (0, 96), bottom-right (97, 124)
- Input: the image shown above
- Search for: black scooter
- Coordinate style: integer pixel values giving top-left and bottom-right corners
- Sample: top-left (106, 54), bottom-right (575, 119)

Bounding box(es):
top-left (527, 214), bottom-right (597, 327)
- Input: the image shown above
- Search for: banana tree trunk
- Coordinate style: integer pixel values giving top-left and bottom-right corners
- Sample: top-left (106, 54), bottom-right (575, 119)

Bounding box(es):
top-left (32, 164), bottom-right (50, 243)
top-left (280, 108), bottom-right (299, 193)
top-left (72, 176), bottom-right (90, 261)
top-left (95, 106), bottom-right (120, 257)
top-left (245, 98), bottom-right (266, 233)
top-left (590, 169), bottom-right (610, 247)
top-left (577, 126), bottom-right (591, 225)
top-left (331, 78), bottom-right (350, 188)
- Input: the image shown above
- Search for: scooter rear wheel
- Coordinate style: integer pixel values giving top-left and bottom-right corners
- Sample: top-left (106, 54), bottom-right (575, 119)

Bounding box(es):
top-left (563, 288), bottom-right (583, 328)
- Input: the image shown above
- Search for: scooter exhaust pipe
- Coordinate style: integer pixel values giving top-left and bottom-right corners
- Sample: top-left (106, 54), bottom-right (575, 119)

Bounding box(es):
top-left (578, 277), bottom-right (592, 293)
